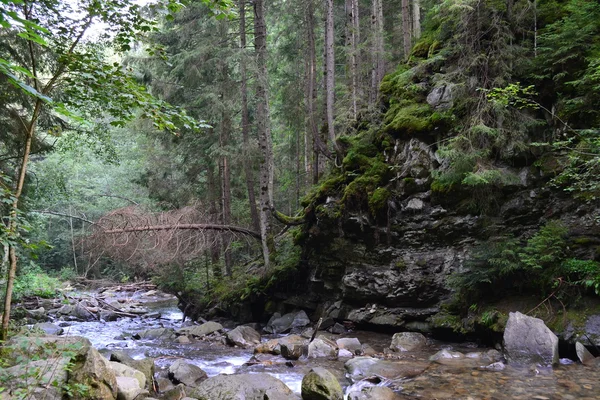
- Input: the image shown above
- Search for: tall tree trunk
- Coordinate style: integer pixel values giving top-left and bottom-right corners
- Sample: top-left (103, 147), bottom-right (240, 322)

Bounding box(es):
top-left (239, 0), bottom-right (261, 233)
top-left (304, 0), bottom-right (320, 184)
top-left (370, 0), bottom-right (385, 104)
top-left (412, 0), bottom-right (421, 40)
top-left (2, 100), bottom-right (41, 341)
top-left (325, 0), bottom-right (337, 152)
top-left (206, 163), bottom-right (222, 273)
top-left (254, 0), bottom-right (275, 269)
top-left (346, 0), bottom-right (360, 119)
top-left (401, 0), bottom-right (412, 59)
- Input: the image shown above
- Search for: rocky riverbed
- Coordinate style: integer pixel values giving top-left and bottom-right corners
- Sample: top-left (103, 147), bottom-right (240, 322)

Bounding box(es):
top-left (3, 287), bottom-right (600, 400)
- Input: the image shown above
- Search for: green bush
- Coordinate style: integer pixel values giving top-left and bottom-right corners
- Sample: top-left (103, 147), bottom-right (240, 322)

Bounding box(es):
top-left (11, 263), bottom-right (61, 301)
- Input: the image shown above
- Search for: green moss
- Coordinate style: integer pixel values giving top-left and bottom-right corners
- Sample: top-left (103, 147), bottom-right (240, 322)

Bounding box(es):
top-left (300, 174), bottom-right (346, 207)
top-left (383, 102), bottom-right (435, 135)
top-left (411, 36), bottom-right (434, 58)
top-left (369, 187), bottom-right (391, 215)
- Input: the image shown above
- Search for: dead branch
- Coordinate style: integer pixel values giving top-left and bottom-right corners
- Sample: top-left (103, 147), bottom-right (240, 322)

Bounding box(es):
top-left (103, 223), bottom-right (261, 239)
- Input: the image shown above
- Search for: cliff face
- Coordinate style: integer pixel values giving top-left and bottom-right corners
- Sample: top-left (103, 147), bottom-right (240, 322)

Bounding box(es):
top-left (260, 136), bottom-right (600, 344)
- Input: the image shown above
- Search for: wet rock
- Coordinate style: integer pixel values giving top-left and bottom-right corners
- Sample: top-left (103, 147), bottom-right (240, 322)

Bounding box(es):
top-left (188, 373), bottom-right (295, 400)
top-left (168, 359), bottom-right (207, 388)
top-left (109, 361), bottom-right (146, 389)
top-left (100, 311), bottom-right (120, 322)
top-left (133, 327), bottom-right (175, 340)
top-left (348, 386), bottom-right (401, 400)
top-left (26, 307), bottom-right (47, 320)
top-left (361, 344), bottom-right (377, 356)
top-left (57, 303), bottom-right (96, 321)
top-left (338, 348), bottom-right (354, 358)
top-left (68, 341), bottom-right (118, 399)
top-left (264, 389), bottom-right (301, 400)
top-left (116, 376), bottom-right (142, 400)
top-left (429, 349), bottom-right (464, 362)
top-left (330, 323), bottom-right (346, 334)
top-left (308, 337), bottom-right (338, 359)
top-left (264, 310), bottom-right (311, 334)
top-left (155, 377), bottom-right (175, 392)
top-left (176, 335), bottom-right (191, 344)
top-left (301, 367), bottom-right (343, 400)
top-left (32, 322), bottom-right (63, 336)
top-left (177, 321), bottom-right (223, 337)
top-left (255, 337), bottom-right (283, 354)
top-left (481, 361), bottom-right (506, 371)
top-left (345, 357), bottom-right (428, 382)
top-left (390, 332), bottom-right (427, 352)
top-left (337, 337), bottom-right (362, 353)
top-left (109, 351), bottom-right (155, 390)
top-left (576, 342), bottom-right (596, 365)
top-left (504, 311), bottom-right (559, 366)
top-left (161, 384), bottom-right (187, 400)
top-left (281, 337), bottom-right (309, 360)
top-left (226, 325), bottom-right (261, 348)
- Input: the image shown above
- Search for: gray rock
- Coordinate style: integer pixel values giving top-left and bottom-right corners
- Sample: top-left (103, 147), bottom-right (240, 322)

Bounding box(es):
top-left (426, 84), bottom-right (454, 109)
top-left (345, 357), bottom-right (428, 382)
top-left (348, 386), bottom-right (401, 400)
top-left (0, 357), bottom-right (70, 400)
top-left (109, 361), bottom-right (146, 389)
top-left (26, 307), bottom-right (47, 320)
top-left (176, 335), bottom-right (191, 344)
top-left (265, 310), bottom-right (311, 334)
top-left (504, 311), bottom-right (559, 366)
top-left (330, 323), bottom-right (346, 334)
top-left (177, 321), bottom-right (223, 337)
top-left (576, 342), bottom-right (596, 365)
top-left (134, 328), bottom-right (175, 340)
top-left (116, 376), bottom-right (142, 400)
top-left (68, 340), bottom-right (118, 399)
top-left (32, 322), bottom-right (63, 336)
top-left (109, 351), bottom-right (155, 390)
top-left (338, 348), bottom-right (354, 358)
top-left (308, 337), bottom-right (338, 359)
top-left (168, 359), bottom-right (207, 388)
top-left (188, 373), bottom-right (294, 400)
top-left (336, 337), bottom-right (362, 353)
top-left (429, 349), bottom-right (464, 361)
top-left (301, 367), bottom-right (343, 400)
top-left (281, 337), bottom-right (308, 360)
top-left (226, 325), bottom-right (261, 348)
top-left (390, 332), bottom-right (427, 351)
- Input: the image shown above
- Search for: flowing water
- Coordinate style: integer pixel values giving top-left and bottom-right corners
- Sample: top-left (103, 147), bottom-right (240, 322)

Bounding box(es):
top-left (59, 297), bottom-right (600, 399)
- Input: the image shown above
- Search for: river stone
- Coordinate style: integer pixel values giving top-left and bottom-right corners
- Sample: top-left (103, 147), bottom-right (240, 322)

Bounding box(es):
top-left (116, 376), bottom-right (142, 400)
top-left (161, 384), bottom-right (187, 400)
top-left (348, 386), bottom-right (401, 400)
top-left (281, 339), bottom-right (308, 360)
top-left (390, 332), bottom-right (427, 352)
top-left (177, 321), bottom-right (223, 337)
top-left (110, 351), bottom-right (155, 390)
top-left (576, 342), bottom-right (596, 364)
top-left (338, 348), bottom-right (354, 358)
top-left (32, 322), bottom-right (64, 336)
top-left (301, 367), bottom-right (343, 400)
top-left (336, 338), bottom-right (362, 353)
top-left (308, 337), bottom-right (338, 358)
top-left (255, 337), bottom-right (283, 354)
top-left (504, 311), bottom-right (559, 366)
top-left (134, 327), bottom-right (175, 340)
top-left (265, 310), bottom-right (311, 334)
top-left (0, 357), bottom-right (70, 400)
top-left (109, 361), bottom-right (146, 389)
top-left (226, 325), bottom-right (261, 348)
top-left (27, 307), bottom-right (47, 320)
top-left (429, 349), bottom-right (464, 362)
top-left (264, 389), bottom-right (301, 400)
top-left (345, 357), bottom-right (428, 382)
top-left (188, 373), bottom-right (294, 400)
top-left (69, 344), bottom-right (118, 399)
top-left (168, 359), bottom-right (207, 387)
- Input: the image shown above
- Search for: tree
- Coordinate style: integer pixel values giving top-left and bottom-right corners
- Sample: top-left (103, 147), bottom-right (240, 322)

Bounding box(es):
top-left (0, 0), bottom-right (197, 341)
top-left (324, 0), bottom-right (337, 153)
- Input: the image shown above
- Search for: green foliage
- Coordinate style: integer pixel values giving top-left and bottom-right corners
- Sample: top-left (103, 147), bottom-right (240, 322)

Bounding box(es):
top-left (11, 263), bottom-right (61, 301)
top-left (450, 221), bottom-right (600, 307)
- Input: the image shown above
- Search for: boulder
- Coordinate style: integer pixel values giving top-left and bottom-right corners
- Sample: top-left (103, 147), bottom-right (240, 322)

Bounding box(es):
top-left (188, 373), bottom-right (294, 400)
top-left (109, 361), bottom-right (146, 389)
top-left (264, 310), bottom-right (311, 334)
top-left (390, 332), bottom-right (427, 352)
top-left (255, 337), bottom-right (283, 354)
top-left (348, 386), bottom-right (401, 400)
top-left (576, 342), bottom-right (596, 365)
top-left (279, 335), bottom-right (309, 360)
top-left (345, 357), bottom-right (428, 382)
top-left (308, 337), bottom-right (338, 359)
top-left (503, 311), bottom-right (559, 366)
top-left (0, 357), bottom-right (70, 400)
top-left (301, 367), bottom-right (343, 400)
top-left (429, 349), bottom-right (464, 362)
top-left (68, 342), bottom-right (118, 399)
top-left (168, 359), bottom-right (207, 388)
top-left (338, 349), bottom-right (354, 358)
top-left (226, 325), bottom-right (261, 348)
top-left (115, 376), bottom-right (142, 400)
top-left (330, 323), bottom-right (346, 334)
top-left (133, 328), bottom-right (175, 340)
top-left (177, 321), bottom-right (223, 337)
top-left (109, 351), bottom-right (155, 390)
top-left (336, 338), bottom-right (362, 353)
top-left (26, 307), bottom-right (47, 320)
top-left (32, 322), bottom-right (63, 336)
top-left (426, 84), bottom-right (454, 109)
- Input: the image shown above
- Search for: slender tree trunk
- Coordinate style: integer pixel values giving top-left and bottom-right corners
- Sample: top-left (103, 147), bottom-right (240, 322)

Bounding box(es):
top-left (346, 0), bottom-right (360, 120)
top-left (401, 0), bottom-right (412, 59)
top-left (69, 205), bottom-right (78, 273)
top-left (254, 0), bottom-right (275, 269)
top-left (304, 0), bottom-right (320, 184)
top-left (325, 0), bottom-right (337, 151)
top-left (239, 0), bottom-right (260, 233)
top-left (370, 0), bottom-right (385, 104)
top-left (206, 163), bottom-right (221, 273)
top-left (412, 0), bottom-right (421, 40)
top-left (2, 101), bottom-right (41, 341)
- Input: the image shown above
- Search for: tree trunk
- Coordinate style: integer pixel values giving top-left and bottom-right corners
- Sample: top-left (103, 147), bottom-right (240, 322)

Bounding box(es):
top-left (304, 0), bottom-right (320, 184)
top-left (401, 0), bottom-right (412, 59)
top-left (239, 0), bottom-right (261, 233)
top-left (370, 0), bottom-right (385, 104)
top-left (2, 100), bottom-right (41, 341)
top-left (206, 163), bottom-right (222, 273)
top-left (346, 0), bottom-right (360, 119)
top-left (254, 0), bottom-right (275, 269)
top-left (325, 0), bottom-right (337, 152)
top-left (412, 0), bottom-right (421, 40)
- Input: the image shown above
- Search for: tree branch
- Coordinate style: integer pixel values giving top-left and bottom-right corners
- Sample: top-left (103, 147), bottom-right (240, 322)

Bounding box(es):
top-left (104, 224), bottom-right (261, 240)
top-left (32, 210), bottom-right (101, 226)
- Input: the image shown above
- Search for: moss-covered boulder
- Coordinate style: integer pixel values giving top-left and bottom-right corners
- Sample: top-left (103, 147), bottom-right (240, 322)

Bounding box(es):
top-left (301, 367), bottom-right (343, 400)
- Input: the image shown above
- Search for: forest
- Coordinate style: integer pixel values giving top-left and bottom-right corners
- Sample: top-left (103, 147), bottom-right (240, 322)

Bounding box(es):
top-left (1, 0), bottom-right (600, 354)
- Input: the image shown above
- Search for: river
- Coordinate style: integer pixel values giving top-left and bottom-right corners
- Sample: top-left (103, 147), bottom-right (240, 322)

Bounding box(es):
top-left (59, 296), bottom-right (600, 399)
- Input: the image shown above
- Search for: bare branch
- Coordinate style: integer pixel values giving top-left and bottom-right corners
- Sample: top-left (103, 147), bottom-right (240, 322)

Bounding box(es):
top-left (103, 223), bottom-right (260, 239)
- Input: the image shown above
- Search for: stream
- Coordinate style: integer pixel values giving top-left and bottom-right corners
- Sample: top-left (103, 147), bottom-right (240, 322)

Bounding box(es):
top-left (58, 295), bottom-right (600, 399)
